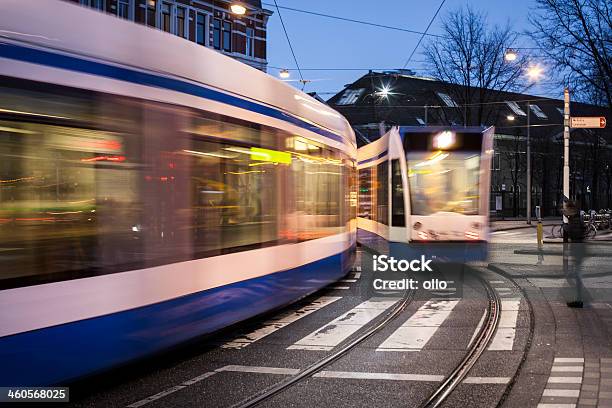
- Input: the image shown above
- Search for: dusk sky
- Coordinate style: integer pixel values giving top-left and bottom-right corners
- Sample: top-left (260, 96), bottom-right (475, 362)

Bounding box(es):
top-left (263, 0), bottom-right (557, 99)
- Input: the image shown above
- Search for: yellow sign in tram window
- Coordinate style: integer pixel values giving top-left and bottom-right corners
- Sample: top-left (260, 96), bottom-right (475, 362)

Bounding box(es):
top-left (250, 147), bottom-right (292, 164)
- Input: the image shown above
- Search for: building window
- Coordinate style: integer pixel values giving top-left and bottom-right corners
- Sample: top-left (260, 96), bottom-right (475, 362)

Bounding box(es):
top-left (146, 0), bottom-right (156, 28)
top-left (196, 13), bottom-right (206, 45)
top-left (436, 92), bottom-right (458, 107)
top-left (506, 101), bottom-right (527, 116)
top-left (117, 0), bottom-right (131, 19)
top-left (176, 6), bottom-right (187, 38)
top-left (336, 88), bottom-right (364, 105)
top-left (213, 18), bottom-right (221, 49)
top-left (245, 27), bottom-right (255, 57)
top-left (81, 0), bottom-right (104, 10)
top-left (493, 152), bottom-right (501, 170)
top-left (161, 2), bottom-right (172, 33)
top-left (529, 104), bottom-right (548, 119)
top-left (222, 21), bottom-right (232, 52)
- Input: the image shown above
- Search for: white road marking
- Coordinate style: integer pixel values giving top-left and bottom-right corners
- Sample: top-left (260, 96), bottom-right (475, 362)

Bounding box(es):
top-left (330, 286), bottom-right (350, 290)
top-left (126, 372), bottom-right (215, 407)
top-left (221, 296), bottom-right (342, 349)
top-left (217, 365), bottom-right (299, 375)
top-left (548, 377), bottom-right (582, 383)
top-left (488, 300), bottom-right (520, 351)
top-left (352, 272), bottom-right (362, 279)
top-left (462, 377), bottom-right (511, 384)
top-left (377, 300), bottom-right (459, 351)
top-left (538, 356), bottom-right (584, 408)
top-left (128, 363), bottom-right (523, 407)
top-left (288, 298), bottom-right (398, 351)
top-left (313, 371), bottom-right (444, 382)
top-left (211, 365), bottom-right (509, 384)
top-left (551, 366), bottom-right (583, 372)
top-left (542, 389), bottom-right (580, 398)
top-left (340, 279), bottom-right (357, 283)
top-left (554, 358), bottom-right (584, 363)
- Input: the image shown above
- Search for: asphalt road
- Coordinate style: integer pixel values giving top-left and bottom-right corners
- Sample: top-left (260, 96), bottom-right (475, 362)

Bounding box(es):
top-left (67, 248), bottom-right (537, 408)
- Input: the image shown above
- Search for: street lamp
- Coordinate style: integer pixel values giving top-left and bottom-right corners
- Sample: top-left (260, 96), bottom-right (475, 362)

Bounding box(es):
top-left (507, 114), bottom-right (515, 121)
top-left (279, 69), bottom-right (290, 79)
top-left (526, 64), bottom-right (545, 82)
top-left (230, 3), bottom-right (247, 15)
top-left (504, 49), bottom-right (519, 62)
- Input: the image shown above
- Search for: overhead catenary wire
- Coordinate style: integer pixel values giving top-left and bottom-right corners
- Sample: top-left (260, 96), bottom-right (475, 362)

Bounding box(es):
top-left (262, 3), bottom-right (446, 39)
top-left (401, 0), bottom-right (447, 70)
top-left (273, 0), bottom-right (304, 87)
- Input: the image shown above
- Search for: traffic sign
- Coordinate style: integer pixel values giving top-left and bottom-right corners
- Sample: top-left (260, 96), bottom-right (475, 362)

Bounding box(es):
top-left (570, 116), bottom-right (606, 128)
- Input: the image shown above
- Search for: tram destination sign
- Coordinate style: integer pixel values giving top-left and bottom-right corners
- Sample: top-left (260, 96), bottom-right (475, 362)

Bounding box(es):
top-left (570, 116), bottom-right (606, 128)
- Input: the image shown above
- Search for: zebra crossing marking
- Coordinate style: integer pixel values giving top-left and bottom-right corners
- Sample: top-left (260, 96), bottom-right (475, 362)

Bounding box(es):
top-left (221, 296), bottom-right (342, 349)
top-left (377, 299), bottom-right (459, 352)
top-left (288, 298), bottom-right (398, 351)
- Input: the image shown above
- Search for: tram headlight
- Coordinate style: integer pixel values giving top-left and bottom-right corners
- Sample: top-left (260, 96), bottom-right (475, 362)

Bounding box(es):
top-left (465, 231), bottom-right (479, 240)
top-left (417, 231), bottom-right (428, 240)
top-left (433, 131), bottom-right (455, 150)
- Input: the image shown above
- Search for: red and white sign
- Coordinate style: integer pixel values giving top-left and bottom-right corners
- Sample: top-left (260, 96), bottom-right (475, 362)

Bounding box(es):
top-left (570, 116), bottom-right (607, 128)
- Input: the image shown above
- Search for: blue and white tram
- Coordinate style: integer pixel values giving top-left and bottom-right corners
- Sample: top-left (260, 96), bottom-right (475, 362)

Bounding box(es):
top-left (357, 126), bottom-right (493, 261)
top-left (0, 0), bottom-right (356, 385)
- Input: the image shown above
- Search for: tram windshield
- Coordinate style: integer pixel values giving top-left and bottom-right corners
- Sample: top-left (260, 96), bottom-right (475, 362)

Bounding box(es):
top-left (406, 151), bottom-right (480, 215)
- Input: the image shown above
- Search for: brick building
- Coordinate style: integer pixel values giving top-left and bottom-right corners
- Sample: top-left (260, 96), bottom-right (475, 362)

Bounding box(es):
top-left (68, 0), bottom-right (272, 70)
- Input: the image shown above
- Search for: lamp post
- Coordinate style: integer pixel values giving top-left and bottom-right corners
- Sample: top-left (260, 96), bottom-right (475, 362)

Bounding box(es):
top-left (527, 101), bottom-right (531, 224)
top-left (563, 87), bottom-right (570, 241)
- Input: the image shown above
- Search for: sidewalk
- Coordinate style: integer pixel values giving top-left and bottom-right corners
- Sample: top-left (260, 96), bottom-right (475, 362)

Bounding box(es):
top-left (487, 262), bottom-right (612, 407)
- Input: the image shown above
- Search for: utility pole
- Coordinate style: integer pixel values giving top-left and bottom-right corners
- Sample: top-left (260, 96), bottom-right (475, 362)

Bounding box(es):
top-left (563, 87), bottom-right (570, 242)
top-left (526, 101), bottom-right (531, 224)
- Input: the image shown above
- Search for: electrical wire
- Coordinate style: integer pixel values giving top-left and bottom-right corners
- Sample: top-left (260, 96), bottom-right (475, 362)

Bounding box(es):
top-left (262, 3), bottom-right (446, 39)
top-left (402, 0), bottom-right (446, 70)
top-left (273, 0), bottom-right (304, 85)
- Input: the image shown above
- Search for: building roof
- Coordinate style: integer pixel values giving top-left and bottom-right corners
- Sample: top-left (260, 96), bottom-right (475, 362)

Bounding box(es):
top-left (327, 71), bottom-right (610, 145)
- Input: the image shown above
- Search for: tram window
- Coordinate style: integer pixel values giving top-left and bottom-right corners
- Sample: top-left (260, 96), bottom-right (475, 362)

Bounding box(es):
top-left (406, 151), bottom-right (481, 215)
top-left (376, 162), bottom-right (388, 225)
top-left (0, 83), bottom-right (146, 286)
top-left (358, 167), bottom-right (376, 221)
top-left (291, 142), bottom-right (344, 240)
top-left (188, 139), bottom-right (281, 253)
top-left (0, 78), bottom-right (352, 288)
top-left (391, 160), bottom-right (405, 226)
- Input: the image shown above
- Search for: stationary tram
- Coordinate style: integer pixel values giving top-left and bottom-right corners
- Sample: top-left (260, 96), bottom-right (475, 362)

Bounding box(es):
top-left (357, 126), bottom-right (493, 261)
top-left (0, 0), bottom-right (356, 385)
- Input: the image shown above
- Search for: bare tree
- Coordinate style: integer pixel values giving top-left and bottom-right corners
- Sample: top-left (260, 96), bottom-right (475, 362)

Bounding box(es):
top-left (529, 0), bottom-right (612, 112)
top-left (423, 6), bottom-right (529, 126)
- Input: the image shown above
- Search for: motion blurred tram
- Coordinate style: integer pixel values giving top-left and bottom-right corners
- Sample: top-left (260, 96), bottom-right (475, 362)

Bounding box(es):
top-left (357, 126), bottom-right (493, 261)
top-left (0, 0), bottom-right (356, 385)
